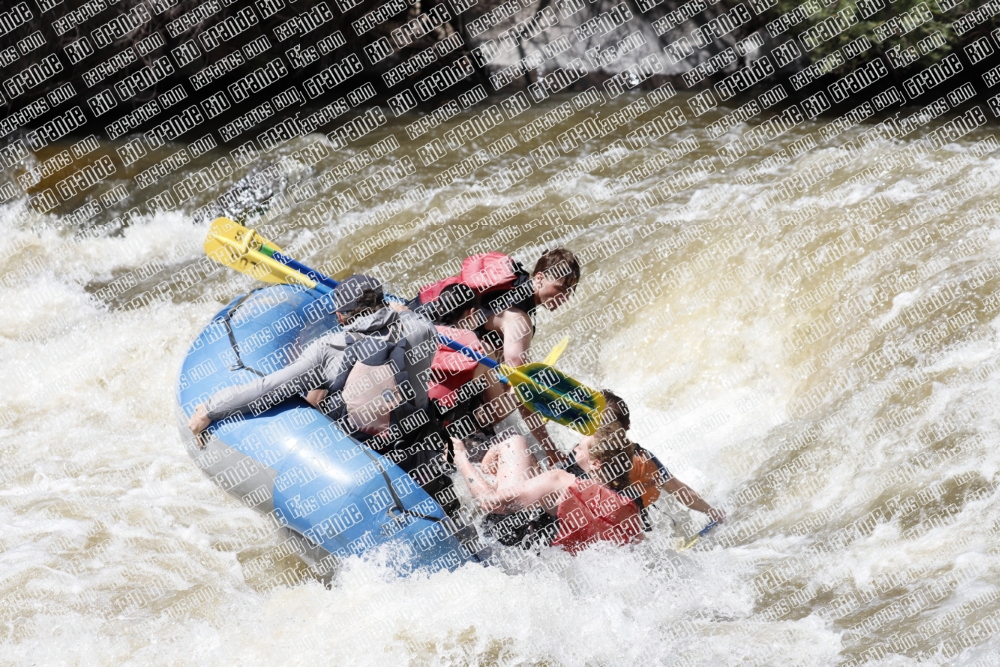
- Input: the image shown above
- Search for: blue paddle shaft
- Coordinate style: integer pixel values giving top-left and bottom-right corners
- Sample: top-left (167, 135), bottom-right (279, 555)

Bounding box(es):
top-left (440, 336), bottom-right (509, 385)
top-left (271, 250), bottom-right (340, 290)
top-left (440, 337), bottom-right (499, 369)
top-left (309, 281), bottom-right (334, 296)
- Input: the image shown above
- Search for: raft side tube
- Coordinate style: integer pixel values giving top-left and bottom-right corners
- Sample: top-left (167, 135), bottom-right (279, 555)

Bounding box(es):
top-left (175, 285), bottom-right (476, 575)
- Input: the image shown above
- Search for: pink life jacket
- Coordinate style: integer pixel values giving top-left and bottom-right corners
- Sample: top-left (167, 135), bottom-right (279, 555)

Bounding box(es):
top-left (551, 478), bottom-right (644, 554)
top-left (426, 325), bottom-right (484, 410)
top-left (418, 252), bottom-right (528, 305)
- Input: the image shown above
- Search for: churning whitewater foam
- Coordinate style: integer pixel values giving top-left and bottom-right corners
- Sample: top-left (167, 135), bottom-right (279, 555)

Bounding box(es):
top-left (3, 97), bottom-right (1000, 664)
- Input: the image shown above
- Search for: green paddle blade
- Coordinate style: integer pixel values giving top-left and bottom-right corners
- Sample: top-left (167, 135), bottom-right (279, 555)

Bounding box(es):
top-left (507, 362), bottom-right (605, 435)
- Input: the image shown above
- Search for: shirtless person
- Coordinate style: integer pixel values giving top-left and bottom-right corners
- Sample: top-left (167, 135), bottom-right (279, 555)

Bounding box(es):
top-left (479, 389), bottom-right (725, 542)
top-left (452, 424), bottom-right (644, 553)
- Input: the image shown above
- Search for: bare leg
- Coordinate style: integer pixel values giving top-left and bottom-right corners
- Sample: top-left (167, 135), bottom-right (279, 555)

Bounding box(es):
top-left (453, 435), bottom-right (539, 511)
top-left (477, 367), bottom-right (561, 468)
top-left (452, 437), bottom-right (504, 512)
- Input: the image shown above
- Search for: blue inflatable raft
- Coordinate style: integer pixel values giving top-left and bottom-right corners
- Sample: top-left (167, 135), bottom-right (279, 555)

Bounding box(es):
top-left (175, 284), bottom-right (482, 577)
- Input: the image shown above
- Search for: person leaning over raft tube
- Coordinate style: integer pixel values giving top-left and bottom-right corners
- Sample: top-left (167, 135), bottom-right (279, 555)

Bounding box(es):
top-left (410, 248), bottom-right (582, 468)
top-left (186, 275), bottom-right (459, 511)
top-left (451, 424), bottom-right (645, 554)
top-left (478, 389), bottom-right (725, 544)
top-left (596, 390), bottom-right (726, 529)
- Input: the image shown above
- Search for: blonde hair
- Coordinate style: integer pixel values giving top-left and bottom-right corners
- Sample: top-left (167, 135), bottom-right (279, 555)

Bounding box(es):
top-left (588, 424), bottom-right (635, 493)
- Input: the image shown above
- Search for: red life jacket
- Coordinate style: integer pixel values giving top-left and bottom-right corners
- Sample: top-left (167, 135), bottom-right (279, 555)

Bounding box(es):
top-left (426, 326), bottom-right (484, 410)
top-left (551, 478), bottom-right (644, 554)
top-left (418, 252), bottom-right (528, 305)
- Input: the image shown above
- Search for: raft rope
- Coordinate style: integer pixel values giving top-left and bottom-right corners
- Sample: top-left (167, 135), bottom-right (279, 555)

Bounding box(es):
top-left (354, 444), bottom-right (445, 524)
top-left (352, 438), bottom-right (486, 563)
top-left (221, 288), bottom-right (267, 377)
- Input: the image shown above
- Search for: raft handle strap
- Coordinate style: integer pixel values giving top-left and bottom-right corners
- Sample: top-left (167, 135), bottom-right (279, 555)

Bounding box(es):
top-left (221, 288), bottom-right (267, 377)
top-left (356, 441), bottom-right (486, 563)
top-left (356, 444), bottom-right (445, 524)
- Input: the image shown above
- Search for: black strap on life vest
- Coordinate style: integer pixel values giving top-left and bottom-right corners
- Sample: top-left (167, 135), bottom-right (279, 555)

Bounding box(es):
top-left (475, 272), bottom-right (537, 352)
top-left (482, 506), bottom-right (558, 548)
top-left (479, 271), bottom-right (537, 323)
top-left (634, 496), bottom-right (653, 532)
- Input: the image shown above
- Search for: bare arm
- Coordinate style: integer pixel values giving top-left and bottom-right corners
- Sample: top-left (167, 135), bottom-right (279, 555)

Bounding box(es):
top-left (489, 309), bottom-right (534, 367)
top-left (482, 309), bottom-right (560, 465)
top-left (453, 437), bottom-right (573, 512)
top-left (662, 477), bottom-right (726, 523)
top-left (520, 407), bottom-right (563, 468)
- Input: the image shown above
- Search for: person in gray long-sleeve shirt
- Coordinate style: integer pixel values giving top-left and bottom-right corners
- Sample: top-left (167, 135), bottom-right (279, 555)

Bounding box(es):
top-left (187, 275), bottom-right (437, 440)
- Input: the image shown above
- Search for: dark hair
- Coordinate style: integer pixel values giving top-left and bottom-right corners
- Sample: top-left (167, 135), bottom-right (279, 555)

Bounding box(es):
top-left (589, 424), bottom-right (635, 493)
top-left (341, 288), bottom-right (387, 323)
top-left (532, 248), bottom-right (581, 288)
top-left (600, 389), bottom-right (631, 431)
top-left (433, 283), bottom-right (480, 326)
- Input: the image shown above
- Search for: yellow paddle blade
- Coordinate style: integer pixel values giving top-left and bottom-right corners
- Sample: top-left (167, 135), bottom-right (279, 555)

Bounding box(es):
top-left (206, 217), bottom-right (285, 255)
top-left (204, 217), bottom-right (315, 289)
top-left (536, 337), bottom-right (572, 426)
top-left (542, 336), bottom-right (570, 366)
